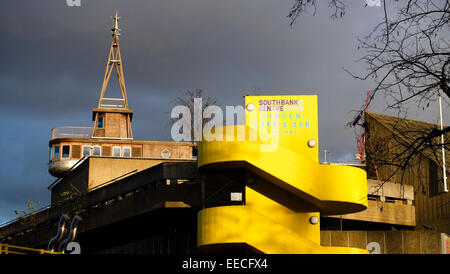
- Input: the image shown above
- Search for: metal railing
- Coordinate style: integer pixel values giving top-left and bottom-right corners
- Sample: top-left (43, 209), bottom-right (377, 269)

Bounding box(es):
top-left (89, 169), bottom-right (138, 191)
top-left (51, 126), bottom-right (93, 140)
top-left (100, 98), bottom-right (125, 109)
top-left (0, 243), bottom-right (61, 254)
top-left (0, 205), bottom-right (51, 230)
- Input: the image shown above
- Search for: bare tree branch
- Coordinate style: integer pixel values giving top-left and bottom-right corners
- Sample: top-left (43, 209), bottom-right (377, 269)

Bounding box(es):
top-left (288, 0), bottom-right (450, 191)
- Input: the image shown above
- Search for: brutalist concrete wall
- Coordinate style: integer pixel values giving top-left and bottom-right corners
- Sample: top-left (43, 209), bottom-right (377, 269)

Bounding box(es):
top-left (321, 231), bottom-right (442, 254)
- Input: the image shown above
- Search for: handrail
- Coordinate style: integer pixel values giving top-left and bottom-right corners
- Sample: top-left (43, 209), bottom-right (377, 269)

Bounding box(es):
top-left (1, 162), bottom-right (197, 235)
top-left (51, 126), bottom-right (93, 140)
top-left (100, 98), bottom-right (125, 109)
top-left (2, 168), bottom-right (136, 230)
top-left (0, 205), bottom-right (51, 230)
top-left (89, 169), bottom-right (138, 191)
top-left (0, 243), bottom-right (61, 254)
top-left (90, 136), bottom-right (133, 140)
top-left (101, 97), bottom-right (124, 101)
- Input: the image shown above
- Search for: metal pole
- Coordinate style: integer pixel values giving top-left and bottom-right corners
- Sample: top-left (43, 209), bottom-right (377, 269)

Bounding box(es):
top-left (321, 149), bottom-right (330, 164)
top-left (438, 93), bottom-right (448, 192)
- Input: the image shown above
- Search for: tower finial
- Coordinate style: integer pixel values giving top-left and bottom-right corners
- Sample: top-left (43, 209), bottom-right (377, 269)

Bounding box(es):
top-left (112, 9), bottom-right (120, 41)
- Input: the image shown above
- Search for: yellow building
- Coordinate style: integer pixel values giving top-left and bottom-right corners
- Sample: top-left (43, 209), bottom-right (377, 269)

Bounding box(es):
top-left (197, 95), bottom-right (369, 253)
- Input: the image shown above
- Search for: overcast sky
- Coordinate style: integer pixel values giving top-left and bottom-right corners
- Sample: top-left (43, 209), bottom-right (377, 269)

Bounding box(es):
top-left (0, 0), bottom-right (446, 224)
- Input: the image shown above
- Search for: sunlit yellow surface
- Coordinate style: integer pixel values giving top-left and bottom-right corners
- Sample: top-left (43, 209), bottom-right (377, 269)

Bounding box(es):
top-left (198, 126), bottom-right (368, 214)
top-left (198, 205), bottom-right (367, 254)
top-left (197, 95), bottom-right (368, 254)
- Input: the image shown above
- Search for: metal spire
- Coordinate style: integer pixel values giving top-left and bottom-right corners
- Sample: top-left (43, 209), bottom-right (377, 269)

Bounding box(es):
top-left (92, 10), bottom-right (133, 139)
top-left (96, 9), bottom-right (128, 109)
top-left (112, 9), bottom-right (120, 46)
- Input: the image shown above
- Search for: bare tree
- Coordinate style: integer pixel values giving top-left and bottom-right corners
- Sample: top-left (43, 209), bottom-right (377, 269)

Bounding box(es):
top-left (167, 88), bottom-right (218, 143)
top-left (288, 0), bottom-right (347, 25)
top-left (288, 0), bottom-right (449, 189)
top-left (365, 115), bottom-right (449, 191)
top-left (349, 1), bottom-right (450, 114)
top-left (288, 1), bottom-right (450, 116)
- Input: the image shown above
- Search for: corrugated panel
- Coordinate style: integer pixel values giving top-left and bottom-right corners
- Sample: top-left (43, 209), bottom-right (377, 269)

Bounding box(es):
top-left (72, 145), bottom-right (81, 159)
top-left (102, 146), bottom-right (111, 156)
top-left (132, 147), bottom-right (142, 157)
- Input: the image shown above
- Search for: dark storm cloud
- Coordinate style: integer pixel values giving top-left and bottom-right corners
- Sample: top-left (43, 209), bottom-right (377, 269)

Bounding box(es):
top-left (0, 0), bottom-right (390, 222)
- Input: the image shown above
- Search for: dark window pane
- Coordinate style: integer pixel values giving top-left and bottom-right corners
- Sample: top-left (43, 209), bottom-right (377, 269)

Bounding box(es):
top-left (62, 145), bottom-right (70, 158)
top-left (83, 146), bottom-right (91, 157)
top-left (98, 116), bottom-right (104, 129)
top-left (54, 146), bottom-right (60, 159)
top-left (93, 146), bottom-right (101, 156)
top-left (429, 160), bottom-right (439, 197)
top-left (123, 147), bottom-right (131, 157)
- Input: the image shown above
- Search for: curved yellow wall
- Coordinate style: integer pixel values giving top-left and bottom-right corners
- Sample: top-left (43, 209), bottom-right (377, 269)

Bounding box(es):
top-left (198, 128), bottom-right (367, 214)
top-left (198, 205), bottom-right (366, 254)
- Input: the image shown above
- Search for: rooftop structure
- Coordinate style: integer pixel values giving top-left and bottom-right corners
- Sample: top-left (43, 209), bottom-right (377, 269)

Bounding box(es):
top-left (48, 10), bottom-right (195, 182)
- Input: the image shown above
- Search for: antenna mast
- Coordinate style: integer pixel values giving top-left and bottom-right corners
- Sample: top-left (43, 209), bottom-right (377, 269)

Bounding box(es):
top-left (96, 9), bottom-right (129, 109)
top-left (92, 10), bottom-right (133, 139)
top-left (438, 93), bottom-right (448, 192)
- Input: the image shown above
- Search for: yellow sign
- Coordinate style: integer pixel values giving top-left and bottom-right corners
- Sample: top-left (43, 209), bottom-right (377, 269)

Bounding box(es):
top-left (245, 95), bottom-right (318, 161)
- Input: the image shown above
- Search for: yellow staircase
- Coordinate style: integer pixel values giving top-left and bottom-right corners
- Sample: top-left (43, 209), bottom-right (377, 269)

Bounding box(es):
top-left (197, 95), bottom-right (369, 254)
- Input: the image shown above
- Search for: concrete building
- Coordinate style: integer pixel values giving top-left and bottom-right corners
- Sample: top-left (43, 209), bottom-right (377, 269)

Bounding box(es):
top-left (322, 112), bottom-right (449, 233)
top-left (319, 111), bottom-right (449, 254)
top-left (363, 112), bottom-right (449, 234)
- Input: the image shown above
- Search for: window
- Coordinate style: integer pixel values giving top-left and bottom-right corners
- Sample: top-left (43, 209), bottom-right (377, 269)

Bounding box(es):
top-left (93, 146), bottom-right (101, 156)
top-left (123, 147), bottom-right (131, 157)
top-left (230, 192), bottom-right (243, 202)
top-left (161, 148), bottom-right (171, 159)
top-left (429, 160), bottom-right (439, 197)
top-left (97, 116), bottom-right (104, 129)
top-left (62, 145), bottom-right (70, 158)
top-left (54, 146), bottom-right (60, 159)
top-left (113, 146), bottom-right (121, 157)
top-left (82, 146), bottom-right (91, 157)
top-left (49, 147), bottom-right (52, 162)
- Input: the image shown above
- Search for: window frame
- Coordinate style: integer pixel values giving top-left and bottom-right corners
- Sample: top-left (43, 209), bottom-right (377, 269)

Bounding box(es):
top-left (62, 145), bottom-right (71, 159)
top-left (53, 145), bottom-right (60, 160)
top-left (92, 145), bottom-right (101, 156)
top-left (82, 145), bottom-right (91, 157)
top-left (123, 147), bottom-right (131, 158)
top-left (112, 146), bottom-right (121, 157)
top-left (97, 116), bottom-right (104, 129)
